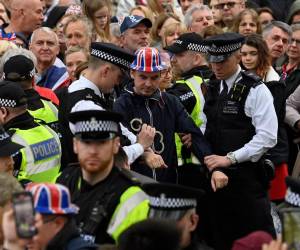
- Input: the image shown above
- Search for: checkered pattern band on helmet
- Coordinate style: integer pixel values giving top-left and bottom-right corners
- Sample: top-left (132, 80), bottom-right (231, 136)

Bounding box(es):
top-left (91, 49), bottom-right (131, 68)
top-left (149, 196), bottom-right (197, 209)
top-left (0, 98), bottom-right (17, 107)
top-left (208, 42), bottom-right (242, 55)
top-left (187, 43), bottom-right (208, 53)
top-left (75, 118), bottom-right (119, 133)
top-left (285, 188), bottom-right (300, 207)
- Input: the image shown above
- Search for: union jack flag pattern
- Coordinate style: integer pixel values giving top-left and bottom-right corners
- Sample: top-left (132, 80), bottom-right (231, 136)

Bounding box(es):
top-left (27, 183), bottom-right (79, 215)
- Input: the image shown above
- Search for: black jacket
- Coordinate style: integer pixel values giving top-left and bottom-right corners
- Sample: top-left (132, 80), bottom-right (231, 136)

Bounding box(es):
top-left (46, 218), bottom-right (98, 250)
top-left (113, 84), bottom-right (211, 183)
top-left (57, 165), bottom-right (142, 244)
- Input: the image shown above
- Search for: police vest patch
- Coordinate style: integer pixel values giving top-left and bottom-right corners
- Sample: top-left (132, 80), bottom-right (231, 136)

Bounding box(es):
top-left (30, 138), bottom-right (60, 162)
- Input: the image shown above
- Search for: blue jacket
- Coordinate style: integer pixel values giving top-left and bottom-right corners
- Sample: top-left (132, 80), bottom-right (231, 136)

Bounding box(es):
top-left (114, 85), bottom-right (211, 183)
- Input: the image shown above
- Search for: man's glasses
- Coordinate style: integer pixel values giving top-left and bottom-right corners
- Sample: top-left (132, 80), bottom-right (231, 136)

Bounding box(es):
top-left (290, 38), bottom-right (300, 46)
top-left (215, 1), bottom-right (240, 10)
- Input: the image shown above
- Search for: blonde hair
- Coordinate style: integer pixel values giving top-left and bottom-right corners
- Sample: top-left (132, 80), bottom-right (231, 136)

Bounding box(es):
top-left (82, 0), bottom-right (111, 42)
top-left (130, 5), bottom-right (155, 24)
top-left (0, 172), bottom-right (23, 207)
top-left (162, 22), bottom-right (186, 47)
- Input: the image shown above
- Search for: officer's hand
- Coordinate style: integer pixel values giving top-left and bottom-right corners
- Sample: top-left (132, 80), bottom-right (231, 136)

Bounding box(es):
top-left (262, 238), bottom-right (288, 250)
top-left (144, 151), bottom-right (168, 169)
top-left (204, 155), bottom-right (231, 171)
top-left (211, 171), bottom-right (228, 192)
top-left (178, 133), bottom-right (192, 148)
top-left (137, 124), bottom-right (156, 150)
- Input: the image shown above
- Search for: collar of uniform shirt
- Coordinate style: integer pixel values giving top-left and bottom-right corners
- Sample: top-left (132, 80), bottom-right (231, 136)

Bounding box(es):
top-left (76, 75), bottom-right (105, 99)
top-left (220, 65), bottom-right (242, 94)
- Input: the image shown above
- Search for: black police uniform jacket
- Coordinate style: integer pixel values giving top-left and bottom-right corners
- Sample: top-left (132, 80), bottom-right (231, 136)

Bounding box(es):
top-left (57, 165), bottom-right (142, 244)
top-left (113, 84), bottom-right (212, 183)
top-left (57, 86), bottom-right (111, 168)
top-left (203, 71), bottom-right (275, 250)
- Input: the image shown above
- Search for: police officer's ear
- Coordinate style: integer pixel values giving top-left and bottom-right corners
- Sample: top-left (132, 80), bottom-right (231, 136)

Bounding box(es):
top-left (73, 137), bottom-right (79, 154)
top-left (0, 107), bottom-right (8, 122)
top-left (113, 136), bottom-right (120, 154)
top-left (130, 69), bottom-right (136, 80)
top-left (100, 64), bottom-right (111, 78)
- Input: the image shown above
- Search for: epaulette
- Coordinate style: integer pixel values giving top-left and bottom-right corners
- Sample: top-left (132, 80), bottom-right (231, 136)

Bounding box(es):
top-left (117, 167), bottom-right (141, 185)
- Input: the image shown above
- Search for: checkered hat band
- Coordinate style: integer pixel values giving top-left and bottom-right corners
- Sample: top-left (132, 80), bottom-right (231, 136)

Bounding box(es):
top-left (91, 49), bottom-right (131, 68)
top-left (285, 188), bottom-right (300, 207)
top-left (209, 42), bottom-right (242, 55)
top-left (75, 120), bottom-right (118, 133)
top-left (187, 43), bottom-right (208, 53)
top-left (0, 98), bottom-right (16, 107)
top-left (149, 196), bottom-right (197, 209)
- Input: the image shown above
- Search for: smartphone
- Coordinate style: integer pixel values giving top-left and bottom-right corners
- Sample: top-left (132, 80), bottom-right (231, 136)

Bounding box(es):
top-left (280, 207), bottom-right (300, 250)
top-left (12, 191), bottom-right (37, 238)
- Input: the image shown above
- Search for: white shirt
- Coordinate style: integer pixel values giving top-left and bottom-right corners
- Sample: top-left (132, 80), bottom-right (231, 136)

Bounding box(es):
top-left (221, 66), bottom-right (278, 163)
top-left (69, 75), bottom-right (144, 164)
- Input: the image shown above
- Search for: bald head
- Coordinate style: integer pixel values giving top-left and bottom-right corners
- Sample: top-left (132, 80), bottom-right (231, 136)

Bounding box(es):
top-left (9, 0), bottom-right (43, 35)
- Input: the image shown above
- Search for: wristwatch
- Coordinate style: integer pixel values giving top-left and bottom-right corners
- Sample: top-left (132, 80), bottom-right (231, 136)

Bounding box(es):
top-left (226, 152), bottom-right (237, 165)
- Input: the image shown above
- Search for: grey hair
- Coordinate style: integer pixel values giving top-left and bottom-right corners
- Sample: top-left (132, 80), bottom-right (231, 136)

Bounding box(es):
top-left (30, 27), bottom-right (59, 45)
top-left (262, 21), bottom-right (292, 40)
top-left (63, 15), bottom-right (93, 40)
top-left (0, 48), bottom-right (37, 77)
top-left (184, 4), bottom-right (212, 28)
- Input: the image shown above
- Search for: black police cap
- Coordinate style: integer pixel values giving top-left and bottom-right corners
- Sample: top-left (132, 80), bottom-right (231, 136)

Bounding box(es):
top-left (0, 126), bottom-right (23, 157)
top-left (69, 110), bottom-right (123, 141)
top-left (90, 42), bottom-right (135, 70)
top-left (205, 32), bottom-right (245, 63)
top-left (3, 55), bottom-right (35, 82)
top-left (0, 81), bottom-right (27, 108)
top-left (143, 182), bottom-right (205, 210)
top-left (165, 32), bottom-right (208, 54)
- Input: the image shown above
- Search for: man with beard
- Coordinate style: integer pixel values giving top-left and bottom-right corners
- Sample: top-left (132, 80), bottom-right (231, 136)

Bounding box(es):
top-left (57, 110), bottom-right (149, 244)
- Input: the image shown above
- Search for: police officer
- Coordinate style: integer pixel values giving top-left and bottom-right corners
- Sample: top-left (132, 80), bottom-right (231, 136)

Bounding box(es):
top-left (143, 182), bottom-right (212, 250)
top-left (61, 42), bottom-right (159, 169)
top-left (203, 33), bottom-right (278, 249)
top-left (57, 110), bottom-right (149, 244)
top-left (0, 126), bottom-right (23, 175)
top-left (165, 32), bottom-right (212, 188)
top-left (2, 51), bottom-right (59, 133)
top-left (0, 81), bottom-right (61, 183)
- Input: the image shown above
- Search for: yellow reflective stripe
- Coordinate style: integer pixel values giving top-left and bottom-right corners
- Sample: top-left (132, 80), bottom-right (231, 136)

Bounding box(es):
top-left (107, 187), bottom-right (149, 241)
top-left (11, 125), bottom-right (61, 183)
top-left (185, 76), bottom-right (202, 126)
top-left (176, 76), bottom-right (204, 165)
top-left (29, 100), bottom-right (58, 124)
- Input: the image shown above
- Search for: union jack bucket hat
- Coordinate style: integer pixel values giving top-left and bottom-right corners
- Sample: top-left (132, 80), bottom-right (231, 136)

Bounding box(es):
top-left (26, 183), bottom-right (79, 215)
top-left (130, 47), bottom-right (166, 73)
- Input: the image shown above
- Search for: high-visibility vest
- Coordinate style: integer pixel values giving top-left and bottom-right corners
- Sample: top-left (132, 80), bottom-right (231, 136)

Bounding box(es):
top-left (11, 124), bottom-right (61, 183)
top-left (175, 76), bottom-right (205, 166)
top-left (107, 186), bottom-right (149, 241)
top-left (28, 99), bottom-right (58, 125)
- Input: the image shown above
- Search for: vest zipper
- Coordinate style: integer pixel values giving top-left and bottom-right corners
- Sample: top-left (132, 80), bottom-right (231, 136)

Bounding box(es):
top-left (145, 99), bottom-right (156, 180)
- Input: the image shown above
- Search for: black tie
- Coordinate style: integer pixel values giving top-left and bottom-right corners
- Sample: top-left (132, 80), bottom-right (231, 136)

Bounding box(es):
top-left (220, 80), bottom-right (228, 97)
